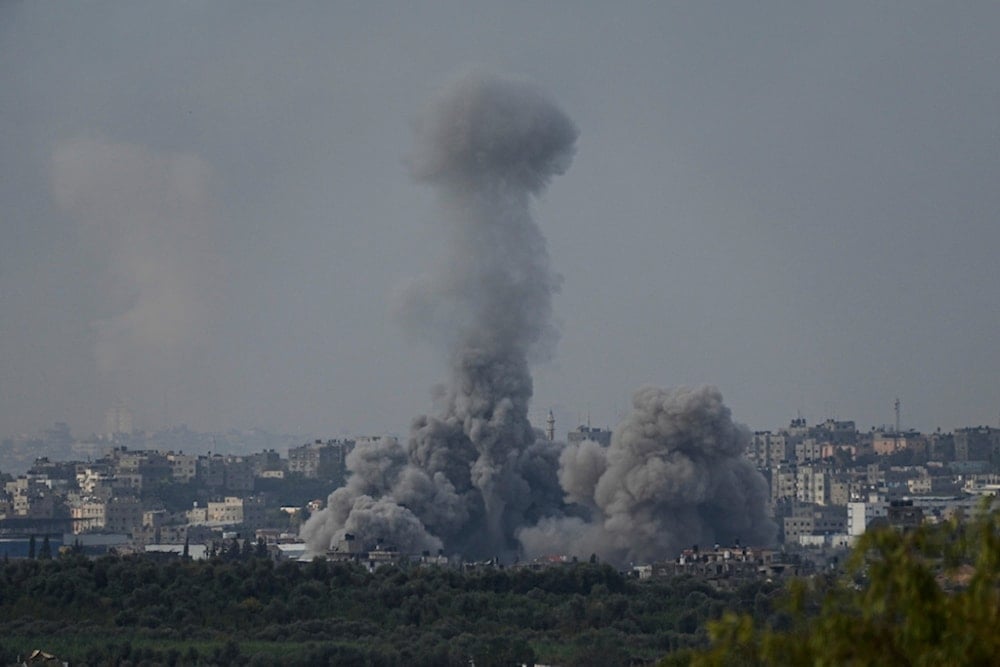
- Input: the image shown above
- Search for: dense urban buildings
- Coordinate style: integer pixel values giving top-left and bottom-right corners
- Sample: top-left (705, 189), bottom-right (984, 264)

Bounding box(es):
top-left (1, 410), bottom-right (999, 574)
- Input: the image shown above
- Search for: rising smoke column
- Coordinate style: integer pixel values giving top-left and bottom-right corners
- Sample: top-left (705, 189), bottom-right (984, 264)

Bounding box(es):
top-left (302, 72), bottom-right (776, 566)
top-left (517, 385), bottom-right (777, 565)
top-left (302, 70), bottom-right (577, 558)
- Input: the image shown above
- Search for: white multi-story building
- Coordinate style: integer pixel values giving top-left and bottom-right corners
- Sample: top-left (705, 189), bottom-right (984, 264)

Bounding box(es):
top-left (847, 495), bottom-right (889, 537)
top-left (71, 499), bottom-right (107, 533)
top-left (207, 497), bottom-right (245, 524)
top-left (194, 496), bottom-right (266, 528)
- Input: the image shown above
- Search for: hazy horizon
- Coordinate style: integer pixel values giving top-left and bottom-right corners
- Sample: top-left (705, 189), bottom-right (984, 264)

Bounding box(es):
top-left (3, 2), bottom-right (999, 439)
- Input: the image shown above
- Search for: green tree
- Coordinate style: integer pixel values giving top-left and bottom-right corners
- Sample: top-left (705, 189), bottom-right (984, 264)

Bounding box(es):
top-left (687, 507), bottom-right (1000, 666)
top-left (255, 537), bottom-right (269, 559)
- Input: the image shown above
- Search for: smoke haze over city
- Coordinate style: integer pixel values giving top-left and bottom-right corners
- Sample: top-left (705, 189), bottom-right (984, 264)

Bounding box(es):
top-left (3, 3), bottom-right (1000, 443)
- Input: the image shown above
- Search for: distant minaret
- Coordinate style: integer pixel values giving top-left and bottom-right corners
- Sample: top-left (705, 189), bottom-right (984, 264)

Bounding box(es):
top-left (893, 398), bottom-right (901, 453)
top-left (546, 410), bottom-right (555, 442)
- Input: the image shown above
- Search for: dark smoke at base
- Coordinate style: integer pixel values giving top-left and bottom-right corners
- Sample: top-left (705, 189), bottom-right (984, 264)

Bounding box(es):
top-left (301, 69), bottom-right (576, 560)
top-left (517, 386), bottom-right (777, 565)
top-left (301, 71), bottom-right (775, 565)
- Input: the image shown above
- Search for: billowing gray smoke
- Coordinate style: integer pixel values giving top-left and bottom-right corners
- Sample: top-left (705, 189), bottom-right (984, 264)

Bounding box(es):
top-left (301, 71), bottom-right (776, 565)
top-left (302, 69), bottom-right (576, 559)
top-left (518, 386), bottom-right (777, 564)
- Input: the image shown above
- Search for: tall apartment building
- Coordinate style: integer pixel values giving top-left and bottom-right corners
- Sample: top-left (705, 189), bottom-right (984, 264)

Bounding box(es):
top-left (112, 450), bottom-right (172, 489)
top-left (796, 465), bottom-right (830, 505)
top-left (247, 449), bottom-right (284, 476)
top-left (194, 454), bottom-right (253, 491)
top-left (749, 432), bottom-right (795, 468)
top-left (795, 439), bottom-right (824, 464)
top-left (927, 432), bottom-right (955, 461)
top-left (288, 440), bottom-right (352, 479)
top-left (757, 418), bottom-right (858, 468)
top-left (198, 455), bottom-right (227, 488)
top-left (770, 465), bottom-right (797, 505)
top-left (953, 427), bottom-right (1000, 463)
top-left (223, 457), bottom-right (253, 492)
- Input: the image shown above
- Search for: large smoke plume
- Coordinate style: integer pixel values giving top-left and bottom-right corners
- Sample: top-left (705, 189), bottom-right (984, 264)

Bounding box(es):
top-left (302, 71), bottom-right (775, 564)
top-left (302, 70), bottom-right (576, 559)
top-left (517, 386), bottom-right (776, 564)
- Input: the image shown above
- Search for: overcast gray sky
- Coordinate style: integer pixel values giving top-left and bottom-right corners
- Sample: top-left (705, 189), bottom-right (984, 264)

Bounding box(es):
top-left (2, 2), bottom-right (998, 439)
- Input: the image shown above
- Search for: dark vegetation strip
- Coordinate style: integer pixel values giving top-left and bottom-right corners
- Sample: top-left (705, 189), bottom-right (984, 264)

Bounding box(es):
top-left (0, 554), bottom-right (781, 666)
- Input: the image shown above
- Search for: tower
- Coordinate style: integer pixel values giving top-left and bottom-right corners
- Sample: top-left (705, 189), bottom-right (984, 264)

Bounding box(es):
top-left (894, 398), bottom-right (901, 453)
top-left (545, 410), bottom-right (555, 442)
top-left (105, 400), bottom-right (133, 437)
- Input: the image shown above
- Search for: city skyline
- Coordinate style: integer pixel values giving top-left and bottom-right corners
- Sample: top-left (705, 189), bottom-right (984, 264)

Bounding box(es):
top-left (5, 395), bottom-right (994, 446)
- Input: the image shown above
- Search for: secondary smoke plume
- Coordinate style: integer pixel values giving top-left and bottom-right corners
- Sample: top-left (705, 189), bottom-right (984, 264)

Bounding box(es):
top-left (302, 71), bottom-right (776, 565)
top-left (52, 139), bottom-right (222, 369)
top-left (51, 138), bottom-right (225, 427)
top-left (302, 70), bottom-right (577, 559)
top-left (518, 386), bottom-right (777, 564)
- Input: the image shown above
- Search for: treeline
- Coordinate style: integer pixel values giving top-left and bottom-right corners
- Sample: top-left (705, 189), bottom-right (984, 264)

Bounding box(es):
top-left (0, 553), bottom-right (781, 666)
top-left (687, 509), bottom-right (1000, 666)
